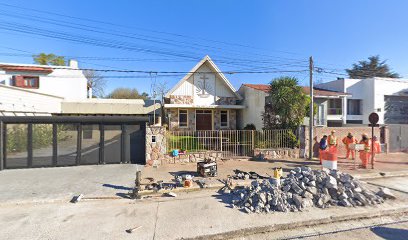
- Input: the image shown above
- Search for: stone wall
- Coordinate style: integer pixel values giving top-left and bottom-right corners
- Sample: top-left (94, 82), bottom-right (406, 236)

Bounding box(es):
top-left (213, 109), bottom-right (237, 130)
top-left (169, 95), bottom-right (193, 104)
top-left (299, 126), bottom-right (388, 158)
top-left (253, 148), bottom-right (300, 160)
top-left (145, 126), bottom-right (167, 166)
top-left (215, 97), bottom-right (237, 105)
top-left (167, 108), bottom-right (237, 131)
top-left (168, 108), bottom-right (196, 131)
top-left (162, 151), bottom-right (223, 164)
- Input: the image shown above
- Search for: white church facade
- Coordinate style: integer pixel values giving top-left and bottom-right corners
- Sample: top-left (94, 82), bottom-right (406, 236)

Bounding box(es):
top-left (164, 56), bottom-right (244, 131)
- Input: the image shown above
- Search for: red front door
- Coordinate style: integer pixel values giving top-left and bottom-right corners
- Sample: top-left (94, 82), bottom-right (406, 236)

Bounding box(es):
top-left (196, 110), bottom-right (212, 130)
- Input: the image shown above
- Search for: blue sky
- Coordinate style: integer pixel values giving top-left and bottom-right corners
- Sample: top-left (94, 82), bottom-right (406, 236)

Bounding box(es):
top-left (0, 0), bottom-right (407, 96)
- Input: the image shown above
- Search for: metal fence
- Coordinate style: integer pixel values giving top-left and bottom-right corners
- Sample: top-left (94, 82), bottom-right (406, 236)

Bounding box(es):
top-left (0, 116), bottom-right (147, 170)
top-left (167, 129), bottom-right (297, 157)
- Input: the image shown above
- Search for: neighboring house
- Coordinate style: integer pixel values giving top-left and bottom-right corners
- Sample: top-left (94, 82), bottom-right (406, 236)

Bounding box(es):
top-left (0, 60), bottom-right (87, 100)
top-left (237, 84), bottom-right (349, 129)
top-left (317, 77), bottom-right (408, 124)
top-left (164, 55), bottom-right (244, 131)
top-left (0, 60), bottom-right (160, 119)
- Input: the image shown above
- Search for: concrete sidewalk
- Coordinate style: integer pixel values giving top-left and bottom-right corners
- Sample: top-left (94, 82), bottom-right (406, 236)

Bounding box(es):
top-left (0, 164), bottom-right (142, 204)
top-left (1, 153), bottom-right (408, 205)
top-left (0, 185), bottom-right (407, 240)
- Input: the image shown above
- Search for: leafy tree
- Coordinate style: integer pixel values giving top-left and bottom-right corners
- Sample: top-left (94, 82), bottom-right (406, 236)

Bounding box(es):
top-left (262, 77), bottom-right (311, 131)
top-left (346, 55), bottom-right (400, 79)
top-left (107, 87), bottom-right (150, 99)
top-left (83, 70), bottom-right (106, 98)
top-left (33, 53), bottom-right (66, 66)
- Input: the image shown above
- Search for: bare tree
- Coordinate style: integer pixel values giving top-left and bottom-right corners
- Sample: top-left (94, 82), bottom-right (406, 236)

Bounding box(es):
top-left (152, 78), bottom-right (170, 102)
top-left (83, 70), bottom-right (107, 98)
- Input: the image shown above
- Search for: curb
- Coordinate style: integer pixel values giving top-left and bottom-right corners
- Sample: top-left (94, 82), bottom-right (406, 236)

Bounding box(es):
top-left (358, 171), bottom-right (408, 180)
top-left (184, 207), bottom-right (408, 240)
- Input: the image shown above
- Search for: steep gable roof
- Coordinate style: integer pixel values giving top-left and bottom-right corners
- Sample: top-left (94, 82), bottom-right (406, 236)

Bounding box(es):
top-left (165, 55), bottom-right (242, 100)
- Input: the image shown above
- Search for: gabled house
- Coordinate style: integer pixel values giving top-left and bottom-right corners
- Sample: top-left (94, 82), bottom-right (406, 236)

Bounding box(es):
top-left (164, 56), bottom-right (244, 131)
top-left (237, 84), bottom-right (349, 130)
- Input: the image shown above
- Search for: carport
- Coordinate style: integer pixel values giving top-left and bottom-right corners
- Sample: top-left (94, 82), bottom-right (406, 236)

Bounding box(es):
top-left (0, 116), bottom-right (148, 170)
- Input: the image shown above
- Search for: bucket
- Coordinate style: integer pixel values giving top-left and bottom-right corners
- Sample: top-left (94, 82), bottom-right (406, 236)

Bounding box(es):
top-left (273, 168), bottom-right (283, 179)
top-left (322, 159), bottom-right (337, 170)
top-left (184, 179), bottom-right (192, 188)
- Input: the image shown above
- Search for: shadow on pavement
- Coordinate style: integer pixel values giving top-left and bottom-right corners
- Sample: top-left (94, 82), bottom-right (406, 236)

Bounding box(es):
top-left (102, 183), bottom-right (133, 191)
top-left (371, 226), bottom-right (408, 240)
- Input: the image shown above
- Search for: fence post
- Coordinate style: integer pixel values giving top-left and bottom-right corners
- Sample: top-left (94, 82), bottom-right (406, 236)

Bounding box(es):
top-left (0, 121), bottom-right (3, 171)
top-left (251, 130), bottom-right (255, 152)
top-left (220, 130), bottom-right (223, 152)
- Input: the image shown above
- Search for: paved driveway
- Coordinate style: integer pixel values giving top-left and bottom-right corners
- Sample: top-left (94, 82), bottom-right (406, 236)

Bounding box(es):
top-left (0, 164), bottom-right (142, 204)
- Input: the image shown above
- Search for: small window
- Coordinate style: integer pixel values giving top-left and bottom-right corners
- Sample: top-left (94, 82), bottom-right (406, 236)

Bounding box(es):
top-left (220, 110), bottom-right (229, 127)
top-left (17, 76), bottom-right (39, 88)
top-left (151, 135), bottom-right (156, 143)
top-left (179, 109), bottom-right (188, 128)
top-left (347, 99), bottom-right (362, 115)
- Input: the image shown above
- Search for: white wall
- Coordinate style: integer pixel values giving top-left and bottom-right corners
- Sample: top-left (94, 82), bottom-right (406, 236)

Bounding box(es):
top-left (36, 68), bottom-right (88, 100)
top-left (237, 86), bottom-right (266, 130)
top-left (171, 62), bottom-right (236, 106)
top-left (373, 78), bottom-right (408, 124)
top-left (0, 85), bottom-right (63, 115)
top-left (0, 63), bottom-right (88, 101)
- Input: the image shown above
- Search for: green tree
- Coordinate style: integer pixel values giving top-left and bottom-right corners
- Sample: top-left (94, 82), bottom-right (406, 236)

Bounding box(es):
top-left (107, 87), bottom-right (150, 99)
top-left (346, 55), bottom-right (400, 79)
top-left (33, 53), bottom-right (66, 66)
top-left (262, 77), bottom-right (311, 131)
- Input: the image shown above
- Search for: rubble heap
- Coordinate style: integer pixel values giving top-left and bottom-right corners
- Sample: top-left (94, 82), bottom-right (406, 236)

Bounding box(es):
top-left (230, 167), bottom-right (391, 214)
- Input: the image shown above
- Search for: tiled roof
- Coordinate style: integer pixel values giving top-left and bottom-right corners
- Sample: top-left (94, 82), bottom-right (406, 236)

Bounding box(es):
top-left (242, 84), bottom-right (349, 97)
top-left (0, 65), bottom-right (53, 73)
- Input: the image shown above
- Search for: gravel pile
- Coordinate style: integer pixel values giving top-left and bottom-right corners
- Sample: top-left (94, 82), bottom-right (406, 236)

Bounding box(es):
top-left (230, 167), bottom-right (394, 214)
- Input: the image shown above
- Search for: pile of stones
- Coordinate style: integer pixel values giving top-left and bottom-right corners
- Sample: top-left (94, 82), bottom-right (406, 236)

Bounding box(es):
top-left (230, 167), bottom-right (394, 214)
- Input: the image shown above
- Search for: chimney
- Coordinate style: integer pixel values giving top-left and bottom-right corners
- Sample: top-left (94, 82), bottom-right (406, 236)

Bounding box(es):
top-left (69, 59), bottom-right (78, 68)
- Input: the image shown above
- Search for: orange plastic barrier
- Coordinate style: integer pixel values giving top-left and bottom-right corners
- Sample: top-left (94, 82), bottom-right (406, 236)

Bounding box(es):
top-left (324, 146), bottom-right (338, 161)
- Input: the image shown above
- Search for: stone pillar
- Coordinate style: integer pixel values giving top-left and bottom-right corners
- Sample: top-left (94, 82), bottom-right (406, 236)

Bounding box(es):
top-left (145, 126), bottom-right (167, 166)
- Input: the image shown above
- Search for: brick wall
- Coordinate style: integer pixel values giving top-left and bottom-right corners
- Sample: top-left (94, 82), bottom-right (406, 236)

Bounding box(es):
top-left (300, 126), bottom-right (388, 158)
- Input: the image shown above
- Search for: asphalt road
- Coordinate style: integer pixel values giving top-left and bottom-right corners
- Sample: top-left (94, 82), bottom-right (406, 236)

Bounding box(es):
top-left (233, 215), bottom-right (408, 240)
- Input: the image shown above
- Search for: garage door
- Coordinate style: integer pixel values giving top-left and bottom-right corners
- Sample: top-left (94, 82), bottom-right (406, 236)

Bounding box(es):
top-left (384, 95), bottom-right (408, 124)
top-left (0, 116), bottom-right (147, 170)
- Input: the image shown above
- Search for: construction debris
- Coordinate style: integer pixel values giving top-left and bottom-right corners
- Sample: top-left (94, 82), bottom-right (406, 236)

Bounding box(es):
top-left (233, 169), bottom-right (268, 180)
top-left (70, 194), bottom-right (84, 203)
top-left (197, 160), bottom-right (218, 177)
top-left (377, 187), bottom-right (396, 200)
top-left (126, 226), bottom-right (142, 233)
top-left (165, 192), bottom-right (178, 198)
top-left (230, 167), bottom-right (390, 214)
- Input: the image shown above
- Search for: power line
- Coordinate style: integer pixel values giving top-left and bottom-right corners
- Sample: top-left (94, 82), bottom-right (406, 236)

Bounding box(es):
top-left (0, 2), bottom-right (311, 73)
top-left (0, 2), bottom-right (307, 60)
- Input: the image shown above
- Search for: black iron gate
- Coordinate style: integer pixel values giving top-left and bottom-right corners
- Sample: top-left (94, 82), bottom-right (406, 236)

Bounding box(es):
top-left (0, 116), bottom-right (147, 170)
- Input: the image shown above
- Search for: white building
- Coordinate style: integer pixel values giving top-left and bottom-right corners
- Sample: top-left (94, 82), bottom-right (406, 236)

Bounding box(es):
top-left (0, 60), bottom-right (160, 118)
top-left (317, 77), bottom-right (408, 124)
top-left (164, 55), bottom-right (244, 131)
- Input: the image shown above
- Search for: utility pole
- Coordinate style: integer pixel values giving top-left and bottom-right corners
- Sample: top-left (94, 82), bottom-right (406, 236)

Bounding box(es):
top-left (309, 56), bottom-right (314, 160)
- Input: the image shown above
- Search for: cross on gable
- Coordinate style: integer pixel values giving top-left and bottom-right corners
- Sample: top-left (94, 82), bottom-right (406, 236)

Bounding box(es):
top-left (199, 73), bottom-right (209, 95)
